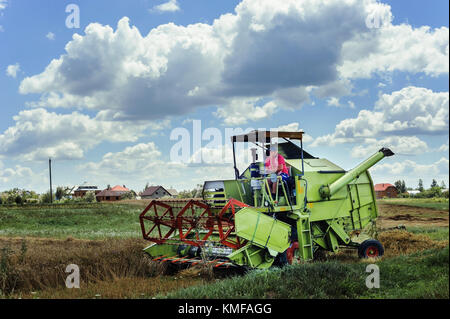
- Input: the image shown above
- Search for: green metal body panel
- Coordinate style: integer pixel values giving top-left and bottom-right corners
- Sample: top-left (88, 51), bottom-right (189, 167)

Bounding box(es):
top-left (235, 207), bottom-right (291, 253)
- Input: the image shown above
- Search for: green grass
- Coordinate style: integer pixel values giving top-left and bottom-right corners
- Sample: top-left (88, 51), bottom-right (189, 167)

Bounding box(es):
top-left (407, 226), bottom-right (449, 241)
top-left (0, 203), bottom-right (143, 239)
top-left (378, 198), bottom-right (449, 211)
top-left (162, 246), bottom-right (449, 299)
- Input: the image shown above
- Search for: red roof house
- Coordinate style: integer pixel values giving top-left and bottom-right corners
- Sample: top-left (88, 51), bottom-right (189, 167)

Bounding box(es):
top-left (374, 183), bottom-right (398, 199)
top-left (110, 185), bottom-right (130, 192)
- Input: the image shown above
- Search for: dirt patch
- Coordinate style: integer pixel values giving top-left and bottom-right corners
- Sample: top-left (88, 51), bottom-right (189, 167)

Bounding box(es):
top-left (377, 204), bottom-right (449, 228)
top-left (378, 230), bottom-right (448, 257)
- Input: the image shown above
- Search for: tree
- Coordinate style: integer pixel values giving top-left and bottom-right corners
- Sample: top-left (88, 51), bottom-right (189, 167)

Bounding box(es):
top-left (430, 179), bottom-right (438, 188)
top-left (418, 179), bottom-right (424, 192)
top-left (440, 181), bottom-right (447, 189)
top-left (55, 187), bottom-right (64, 201)
top-left (40, 191), bottom-right (53, 203)
top-left (15, 195), bottom-right (24, 205)
top-left (394, 180), bottom-right (402, 192)
top-left (84, 191), bottom-right (96, 203)
top-left (394, 180), bottom-right (407, 193)
top-left (143, 182), bottom-right (150, 192)
top-left (121, 191), bottom-right (135, 200)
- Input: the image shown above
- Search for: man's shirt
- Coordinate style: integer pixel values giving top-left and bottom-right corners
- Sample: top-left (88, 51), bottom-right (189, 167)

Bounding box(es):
top-left (265, 154), bottom-right (289, 175)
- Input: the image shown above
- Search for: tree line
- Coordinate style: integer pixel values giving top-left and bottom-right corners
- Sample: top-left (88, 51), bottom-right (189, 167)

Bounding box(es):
top-left (394, 179), bottom-right (448, 198)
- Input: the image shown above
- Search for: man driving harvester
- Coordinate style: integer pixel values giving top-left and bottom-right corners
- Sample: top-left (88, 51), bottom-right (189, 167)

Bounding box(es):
top-left (264, 144), bottom-right (289, 197)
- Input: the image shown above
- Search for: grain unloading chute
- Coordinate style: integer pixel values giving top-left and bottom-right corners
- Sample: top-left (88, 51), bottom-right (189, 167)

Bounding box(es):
top-left (139, 130), bottom-right (394, 269)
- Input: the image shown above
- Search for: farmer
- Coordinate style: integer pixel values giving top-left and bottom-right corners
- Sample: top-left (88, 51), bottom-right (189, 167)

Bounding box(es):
top-left (264, 144), bottom-right (289, 196)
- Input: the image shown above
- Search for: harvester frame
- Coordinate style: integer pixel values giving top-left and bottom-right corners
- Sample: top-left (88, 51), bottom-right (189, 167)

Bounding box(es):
top-left (139, 130), bottom-right (393, 269)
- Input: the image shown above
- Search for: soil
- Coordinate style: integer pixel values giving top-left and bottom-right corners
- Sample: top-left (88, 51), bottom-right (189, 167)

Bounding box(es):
top-left (377, 203), bottom-right (449, 228)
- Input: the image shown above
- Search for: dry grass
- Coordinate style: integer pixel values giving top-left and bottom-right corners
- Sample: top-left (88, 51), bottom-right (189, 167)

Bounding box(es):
top-left (0, 237), bottom-right (166, 296)
top-left (378, 230), bottom-right (449, 257)
top-left (13, 276), bottom-right (204, 299)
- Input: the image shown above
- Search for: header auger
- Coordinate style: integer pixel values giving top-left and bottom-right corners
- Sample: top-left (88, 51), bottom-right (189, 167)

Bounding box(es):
top-left (139, 130), bottom-right (394, 270)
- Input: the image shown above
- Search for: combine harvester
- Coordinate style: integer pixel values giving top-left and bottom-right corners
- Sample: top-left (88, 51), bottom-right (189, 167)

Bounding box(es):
top-left (139, 130), bottom-right (394, 269)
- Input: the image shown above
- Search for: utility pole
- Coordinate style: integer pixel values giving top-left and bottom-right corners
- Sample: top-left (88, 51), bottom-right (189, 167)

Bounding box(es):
top-left (49, 158), bottom-right (53, 203)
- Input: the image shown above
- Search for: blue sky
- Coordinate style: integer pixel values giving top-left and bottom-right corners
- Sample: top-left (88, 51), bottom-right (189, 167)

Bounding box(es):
top-left (0, 0), bottom-right (448, 193)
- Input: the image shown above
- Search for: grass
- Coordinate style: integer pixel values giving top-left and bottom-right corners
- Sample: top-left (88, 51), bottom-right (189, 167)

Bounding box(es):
top-left (162, 246), bottom-right (449, 299)
top-left (407, 227), bottom-right (449, 241)
top-left (378, 198), bottom-right (449, 211)
top-left (0, 202), bottom-right (448, 299)
top-left (0, 203), bottom-right (143, 239)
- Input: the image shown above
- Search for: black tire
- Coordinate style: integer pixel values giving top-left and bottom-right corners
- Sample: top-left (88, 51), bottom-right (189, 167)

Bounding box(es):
top-left (358, 239), bottom-right (384, 258)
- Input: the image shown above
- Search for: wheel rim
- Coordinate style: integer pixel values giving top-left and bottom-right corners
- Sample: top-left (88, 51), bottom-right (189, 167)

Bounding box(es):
top-left (366, 245), bottom-right (379, 257)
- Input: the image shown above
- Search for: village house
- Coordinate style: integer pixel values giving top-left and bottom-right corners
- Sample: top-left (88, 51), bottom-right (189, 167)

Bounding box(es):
top-left (374, 183), bottom-right (398, 199)
top-left (96, 185), bottom-right (130, 202)
top-left (141, 186), bottom-right (173, 199)
top-left (73, 182), bottom-right (101, 197)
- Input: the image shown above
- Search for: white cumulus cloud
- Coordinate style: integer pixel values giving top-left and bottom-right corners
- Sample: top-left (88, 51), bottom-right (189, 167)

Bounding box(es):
top-left (6, 63), bottom-right (20, 78)
top-left (17, 0), bottom-right (448, 124)
top-left (152, 0), bottom-right (180, 13)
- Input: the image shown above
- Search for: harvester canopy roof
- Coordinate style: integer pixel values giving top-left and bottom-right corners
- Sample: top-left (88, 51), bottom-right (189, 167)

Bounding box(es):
top-left (231, 130), bottom-right (304, 143)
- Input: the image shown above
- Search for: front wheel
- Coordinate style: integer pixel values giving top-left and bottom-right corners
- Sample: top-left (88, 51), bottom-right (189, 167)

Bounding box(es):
top-left (358, 239), bottom-right (384, 258)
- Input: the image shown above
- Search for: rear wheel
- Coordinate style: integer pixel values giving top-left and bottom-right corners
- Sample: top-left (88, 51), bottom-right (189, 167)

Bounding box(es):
top-left (358, 239), bottom-right (384, 258)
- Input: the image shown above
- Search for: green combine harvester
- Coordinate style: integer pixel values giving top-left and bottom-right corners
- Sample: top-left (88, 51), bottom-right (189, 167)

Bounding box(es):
top-left (139, 130), bottom-right (394, 269)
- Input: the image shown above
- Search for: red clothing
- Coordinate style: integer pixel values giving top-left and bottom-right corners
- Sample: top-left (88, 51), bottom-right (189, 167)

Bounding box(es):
top-left (265, 154), bottom-right (289, 175)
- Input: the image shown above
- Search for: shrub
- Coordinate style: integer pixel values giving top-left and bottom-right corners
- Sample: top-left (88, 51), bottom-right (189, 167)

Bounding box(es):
top-left (84, 191), bottom-right (96, 203)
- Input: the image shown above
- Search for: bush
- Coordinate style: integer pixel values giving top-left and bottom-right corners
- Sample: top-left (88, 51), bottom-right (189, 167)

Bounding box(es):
top-left (40, 192), bottom-right (53, 204)
top-left (14, 195), bottom-right (23, 205)
top-left (120, 191), bottom-right (135, 200)
top-left (84, 191), bottom-right (96, 203)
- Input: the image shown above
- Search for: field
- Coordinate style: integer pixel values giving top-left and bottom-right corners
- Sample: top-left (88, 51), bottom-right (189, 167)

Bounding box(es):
top-left (0, 198), bottom-right (448, 299)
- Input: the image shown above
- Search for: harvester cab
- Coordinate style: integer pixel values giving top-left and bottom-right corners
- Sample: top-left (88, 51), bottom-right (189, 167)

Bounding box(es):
top-left (139, 130), bottom-right (394, 270)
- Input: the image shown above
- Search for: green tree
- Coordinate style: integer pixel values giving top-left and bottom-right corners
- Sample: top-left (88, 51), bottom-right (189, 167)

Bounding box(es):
top-left (40, 191), bottom-right (53, 204)
top-left (394, 180), bottom-right (402, 192)
top-left (84, 191), bottom-right (96, 203)
top-left (430, 179), bottom-right (438, 188)
top-left (418, 179), bottom-right (424, 192)
top-left (440, 181), bottom-right (447, 189)
top-left (394, 180), bottom-right (407, 193)
top-left (15, 195), bottom-right (23, 205)
top-left (55, 187), bottom-right (64, 201)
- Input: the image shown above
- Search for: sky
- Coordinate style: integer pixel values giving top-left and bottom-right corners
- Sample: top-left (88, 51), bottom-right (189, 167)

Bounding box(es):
top-left (0, 0), bottom-right (448, 193)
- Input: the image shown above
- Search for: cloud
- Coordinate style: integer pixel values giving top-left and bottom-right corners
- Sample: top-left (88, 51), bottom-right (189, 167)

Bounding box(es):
top-left (312, 86), bottom-right (449, 147)
top-left (351, 136), bottom-right (429, 158)
top-left (214, 99), bottom-right (278, 125)
top-left (46, 32), bottom-right (55, 40)
top-left (17, 0), bottom-right (448, 124)
top-left (6, 63), bottom-right (20, 78)
top-left (0, 0), bottom-right (7, 10)
top-left (152, 0), bottom-right (180, 13)
top-left (327, 97), bottom-right (341, 107)
top-left (339, 24), bottom-right (449, 78)
top-left (78, 142), bottom-right (186, 187)
top-left (275, 122), bottom-right (313, 143)
top-left (0, 108), bottom-right (152, 160)
top-left (0, 164), bottom-right (46, 191)
top-left (370, 157), bottom-right (449, 178)
top-left (438, 138), bottom-right (449, 152)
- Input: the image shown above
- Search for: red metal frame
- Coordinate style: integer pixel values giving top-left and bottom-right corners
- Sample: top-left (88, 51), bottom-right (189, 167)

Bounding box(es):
top-left (140, 198), bottom-right (250, 250)
top-left (139, 200), bottom-right (176, 244)
top-left (176, 200), bottom-right (214, 247)
top-left (217, 198), bottom-right (249, 249)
